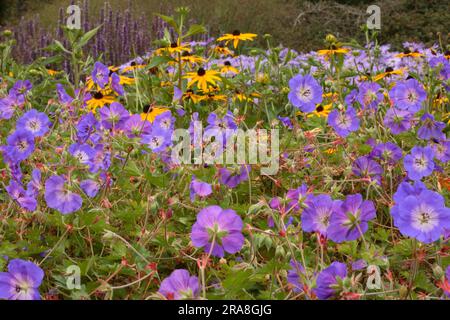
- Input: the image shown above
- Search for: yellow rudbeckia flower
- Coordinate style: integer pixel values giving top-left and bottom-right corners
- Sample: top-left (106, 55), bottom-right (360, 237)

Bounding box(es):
top-left (140, 104), bottom-right (170, 123)
top-left (217, 30), bottom-right (257, 49)
top-left (184, 68), bottom-right (221, 92)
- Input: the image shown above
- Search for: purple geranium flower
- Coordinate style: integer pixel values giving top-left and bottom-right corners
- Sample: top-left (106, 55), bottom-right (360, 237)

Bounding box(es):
top-left (287, 260), bottom-right (305, 293)
top-left (389, 78), bottom-right (426, 112)
top-left (87, 144), bottom-right (111, 173)
top-left (357, 82), bottom-right (383, 110)
top-left (158, 269), bottom-right (199, 300)
top-left (99, 102), bottom-right (130, 130)
top-left (69, 143), bottom-right (95, 164)
top-left (403, 146), bottom-right (435, 181)
top-left (26, 169), bottom-right (42, 197)
top-left (5, 130), bottom-right (35, 163)
top-left (370, 142), bottom-right (403, 165)
top-left (0, 94), bottom-right (24, 120)
top-left (0, 259), bottom-right (44, 300)
top-left (110, 73), bottom-right (124, 96)
top-left (352, 156), bottom-right (383, 184)
top-left (124, 114), bottom-right (151, 138)
top-left (313, 262), bottom-right (347, 300)
top-left (16, 109), bottom-right (51, 137)
top-left (80, 179), bottom-right (100, 198)
top-left (142, 127), bottom-right (172, 153)
top-left (302, 194), bottom-right (334, 236)
top-left (190, 176), bottom-right (212, 202)
top-left (9, 80), bottom-right (32, 98)
top-left (394, 189), bottom-right (450, 243)
top-left (44, 175), bottom-right (83, 214)
top-left (328, 106), bottom-right (360, 137)
top-left (390, 180), bottom-right (428, 223)
top-left (277, 116), bottom-right (293, 129)
top-left (288, 74), bottom-right (323, 112)
top-left (344, 89), bottom-right (358, 107)
top-left (351, 259), bottom-right (367, 271)
top-left (190, 205), bottom-right (244, 257)
top-left (153, 111), bottom-right (175, 132)
top-left (328, 194), bottom-right (376, 243)
top-left (76, 113), bottom-right (98, 142)
top-left (431, 140), bottom-right (450, 163)
top-left (218, 165), bottom-right (251, 188)
top-left (92, 62), bottom-right (110, 89)
top-left (6, 180), bottom-right (37, 212)
top-left (383, 107), bottom-right (413, 135)
top-left (417, 113), bottom-right (446, 140)
top-left (56, 83), bottom-right (74, 105)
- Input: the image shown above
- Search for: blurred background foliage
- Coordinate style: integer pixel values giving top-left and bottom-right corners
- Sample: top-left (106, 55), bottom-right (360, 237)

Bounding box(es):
top-left (0, 0), bottom-right (449, 64)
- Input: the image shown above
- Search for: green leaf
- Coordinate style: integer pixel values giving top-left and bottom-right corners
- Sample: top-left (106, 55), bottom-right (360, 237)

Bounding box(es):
top-left (147, 55), bottom-right (173, 69)
top-left (155, 14), bottom-right (178, 31)
top-left (53, 40), bottom-right (72, 54)
top-left (182, 24), bottom-right (206, 39)
top-left (76, 25), bottom-right (102, 49)
top-left (222, 269), bottom-right (255, 298)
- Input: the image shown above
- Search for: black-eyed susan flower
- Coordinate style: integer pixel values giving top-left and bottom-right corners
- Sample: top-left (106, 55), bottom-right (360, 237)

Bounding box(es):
top-left (46, 69), bottom-right (59, 76)
top-left (373, 67), bottom-right (405, 81)
top-left (86, 89), bottom-right (116, 113)
top-left (180, 51), bottom-right (206, 66)
top-left (217, 30), bottom-right (257, 49)
top-left (213, 43), bottom-right (233, 56)
top-left (183, 89), bottom-right (204, 103)
top-left (203, 92), bottom-right (227, 102)
top-left (308, 103), bottom-right (332, 118)
top-left (317, 45), bottom-right (350, 57)
top-left (233, 91), bottom-right (252, 103)
top-left (445, 50), bottom-right (450, 59)
top-left (156, 40), bottom-right (191, 56)
top-left (122, 61), bottom-right (146, 73)
top-left (184, 68), bottom-right (221, 92)
top-left (220, 61), bottom-right (240, 75)
top-left (140, 104), bottom-right (170, 123)
top-left (395, 48), bottom-right (423, 58)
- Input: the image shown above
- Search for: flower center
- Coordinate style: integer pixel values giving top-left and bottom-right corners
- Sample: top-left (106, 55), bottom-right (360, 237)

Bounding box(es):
top-left (197, 68), bottom-right (206, 76)
top-left (93, 91), bottom-right (104, 100)
top-left (17, 140), bottom-right (28, 151)
top-left (407, 90), bottom-right (417, 103)
top-left (232, 30), bottom-right (241, 36)
top-left (27, 119), bottom-right (41, 132)
top-left (414, 156), bottom-right (427, 170)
